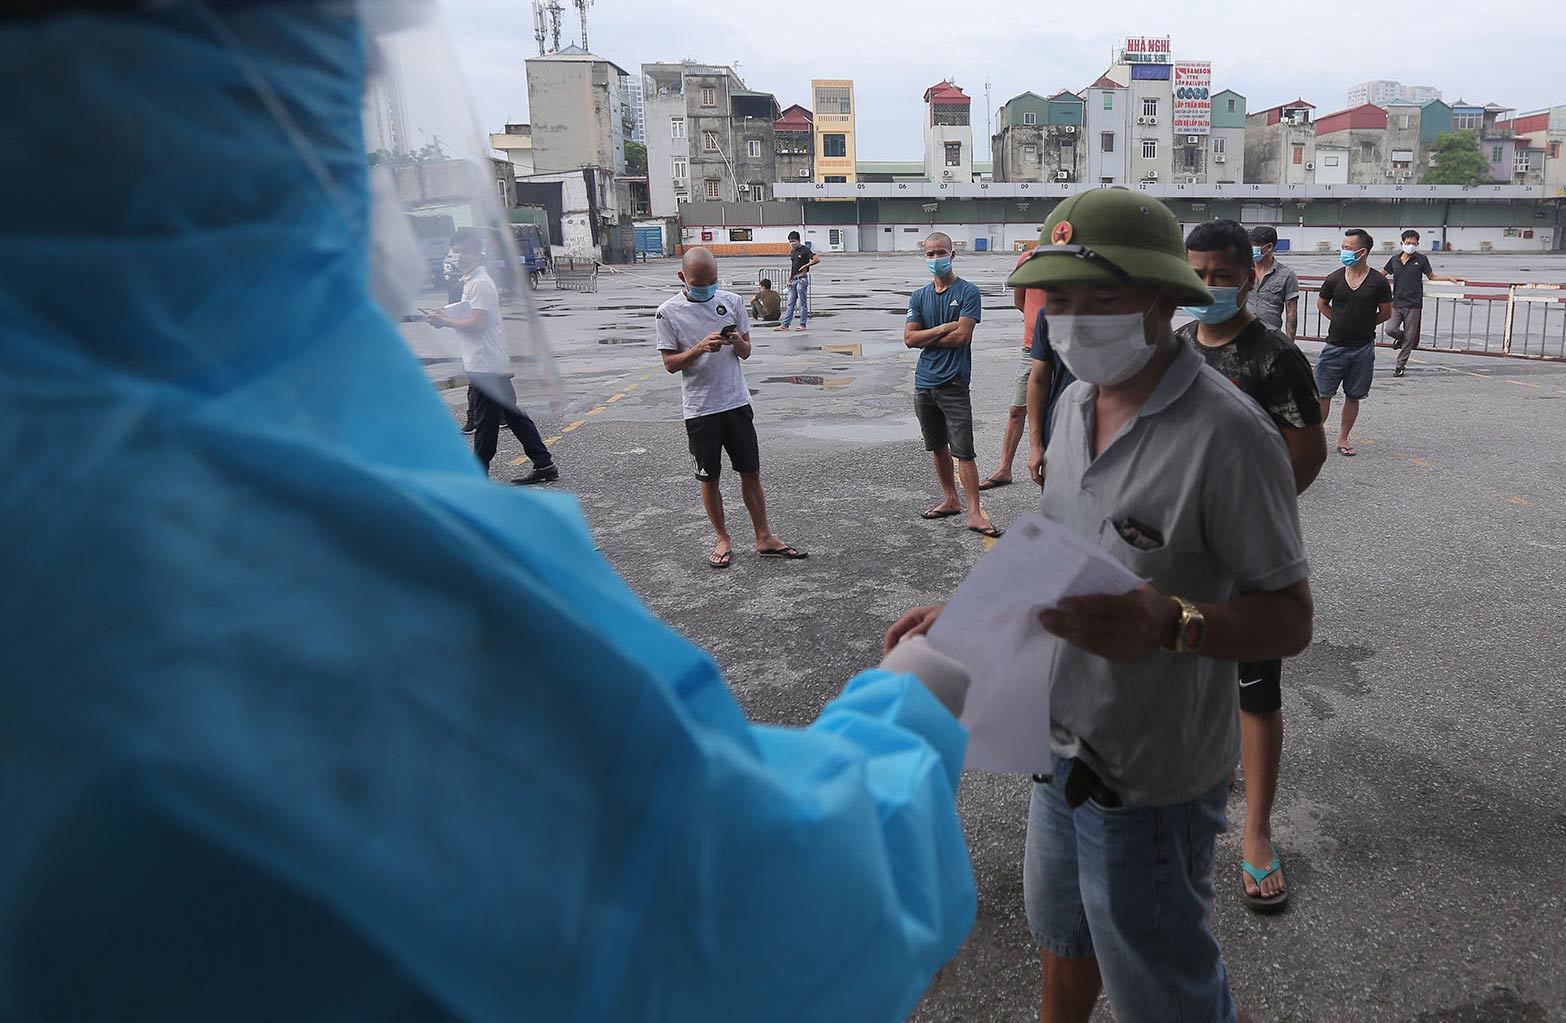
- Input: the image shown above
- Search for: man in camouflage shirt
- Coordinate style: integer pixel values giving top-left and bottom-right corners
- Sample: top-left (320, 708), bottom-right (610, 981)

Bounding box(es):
top-left (1176, 219), bottom-right (1327, 915)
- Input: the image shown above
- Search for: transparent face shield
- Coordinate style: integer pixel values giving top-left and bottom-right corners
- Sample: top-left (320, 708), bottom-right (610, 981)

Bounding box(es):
top-left (357, 0), bottom-right (559, 413)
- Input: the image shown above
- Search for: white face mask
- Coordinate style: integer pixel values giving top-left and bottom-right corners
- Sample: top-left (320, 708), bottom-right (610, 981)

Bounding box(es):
top-left (1402, 243), bottom-right (1418, 254)
top-left (1049, 310), bottom-right (1157, 386)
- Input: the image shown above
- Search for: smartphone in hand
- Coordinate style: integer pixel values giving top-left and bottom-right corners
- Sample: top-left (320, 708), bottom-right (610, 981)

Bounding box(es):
top-left (720, 324), bottom-right (738, 339)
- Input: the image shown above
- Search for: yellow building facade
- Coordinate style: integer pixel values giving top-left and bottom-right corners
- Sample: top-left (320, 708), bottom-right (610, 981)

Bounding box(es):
top-left (811, 80), bottom-right (858, 183)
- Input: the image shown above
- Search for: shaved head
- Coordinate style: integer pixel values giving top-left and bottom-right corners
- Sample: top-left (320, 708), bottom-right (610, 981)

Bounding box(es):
top-left (924, 232), bottom-right (953, 256)
top-left (679, 246), bottom-right (719, 289)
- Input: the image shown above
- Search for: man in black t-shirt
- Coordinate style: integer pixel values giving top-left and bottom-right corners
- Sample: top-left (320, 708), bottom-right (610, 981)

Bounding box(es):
top-left (776, 231), bottom-right (820, 332)
top-left (1315, 229), bottom-right (1392, 457)
top-left (1383, 229), bottom-right (1462, 377)
top-left (1180, 220), bottom-right (1327, 914)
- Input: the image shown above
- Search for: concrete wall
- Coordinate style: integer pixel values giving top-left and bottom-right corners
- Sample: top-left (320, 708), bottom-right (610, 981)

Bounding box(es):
top-left (1210, 126), bottom-right (1244, 182)
top-left (687, 72), bottom-right (741, 203)
top-left (1086, 88), bottom-right (1129, 183)
top-left (1315, 145), bottom-right (1350, 184)
top-left (776, 130), bottom-right (813, 187)
top-left (643, 65), bottom-right (686, 217)
top-left (926, 120), bottom-right (973, 184)
top-left (730, 117), bottom-right (777, 201)
top-left (526, 58), bottom-right (625, 175)
top-left (1246, 120), bottom-right (1316, 185)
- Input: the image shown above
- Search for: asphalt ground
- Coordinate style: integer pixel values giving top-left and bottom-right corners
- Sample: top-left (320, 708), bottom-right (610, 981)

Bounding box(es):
top-left (405, 253), bottom-right (1566, 1023)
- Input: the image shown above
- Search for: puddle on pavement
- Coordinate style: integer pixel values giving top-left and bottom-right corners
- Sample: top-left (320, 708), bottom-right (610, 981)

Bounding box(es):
top-left (761, 375), bottom-right (853, 389)
top-left (596, 338), bottom-right (648, 345)
top-left (807, 343), bottom-right (863, 356)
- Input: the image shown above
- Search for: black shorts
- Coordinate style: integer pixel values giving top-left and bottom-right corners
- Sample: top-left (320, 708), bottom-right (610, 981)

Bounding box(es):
top-left (1238, 659), bottom-right (1282, 714)
top-left (685, 404), bottom-right (760, 482)
top-left (913, 380), bottom-right (976, 461)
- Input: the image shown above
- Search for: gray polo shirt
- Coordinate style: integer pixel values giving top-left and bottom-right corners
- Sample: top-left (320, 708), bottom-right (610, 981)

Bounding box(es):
top-left (1041, 342), bottom-right (1309, 806)
top-left (1248, 260), bottom-right (1300, 330)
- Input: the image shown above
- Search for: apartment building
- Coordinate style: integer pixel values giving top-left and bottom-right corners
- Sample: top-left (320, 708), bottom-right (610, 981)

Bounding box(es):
top-left (525, 47), bottom-right (630, 175)
top-left (1496, 106), bottom-right (1566, 192)
top-left (643, 61), bottom-right (778, 215)
top-left (1085, 76), bottom-right (1129, 183)
top-left (992, 90), bottom-right (1084, 183)
top-left (811, 80), bottom-right (857, 183)
top-left (774, 104), bottom-right (814, 186)
top-left (923, 80), bottom-right (973, 183)
top-left (1245, 100), bottom-right (1317, 185)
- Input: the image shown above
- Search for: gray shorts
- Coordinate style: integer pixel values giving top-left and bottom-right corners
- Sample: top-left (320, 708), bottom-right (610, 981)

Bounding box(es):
top-left (914, 380), bottom-right (976, 461)
top-left (1315, 342), bottom-right (1375, 401)
top-left (1012, 357), bottom-right (1033, 407)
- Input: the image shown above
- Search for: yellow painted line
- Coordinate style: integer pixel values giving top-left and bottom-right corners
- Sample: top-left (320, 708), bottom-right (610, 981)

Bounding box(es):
top-left (562, 419), bottom-right (589, 433)
top-left (605, 393), bottom-right (625, 403)
top-left (1502, 378), bottom-right (1543, 389)
top-left (1407, 456), bottom-right (1433, 468)
top-left (586, 406), bottom-right (606, 417)
top-left (640, 372), bottom-right (654, 381)
top-left (623, 383), bottom-right (639, 392)
top-left (1507, 496), bottom-right (1533, 507)
top-left (982, 536), bottom-right (999, 551)
top-left (543, 436), bottom-right (562, 446)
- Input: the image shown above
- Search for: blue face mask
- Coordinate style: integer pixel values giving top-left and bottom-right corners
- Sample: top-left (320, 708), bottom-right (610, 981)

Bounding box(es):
top-left (1339, 249), bottom-right (1362, 267)
top-left (1251, 246), bottom-right (1264, 263)
top-left (686, 283), bottom-right (717, 302)
top-left (926, 256), bottom-right (953, 276)
top-left (1180, 286), bottom-right (1243, 325)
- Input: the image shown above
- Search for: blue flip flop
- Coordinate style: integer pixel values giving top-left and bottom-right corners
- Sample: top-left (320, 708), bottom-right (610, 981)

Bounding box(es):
top-left (1241, 846), bottom-right (1289, 913)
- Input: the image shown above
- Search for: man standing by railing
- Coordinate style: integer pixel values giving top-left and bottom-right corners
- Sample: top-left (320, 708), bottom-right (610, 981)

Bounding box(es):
top-left (1316, 229), bottom-right (1392, 457)
top-left (1384, 230), bottom-right (1463, 377)
top-left (775, 231), bottom-right (819, 332)
top-left (1248, 226), bottom-right (1300, 340)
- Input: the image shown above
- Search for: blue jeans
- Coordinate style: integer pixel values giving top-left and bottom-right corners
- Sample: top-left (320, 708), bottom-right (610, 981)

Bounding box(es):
top-left (781, 275), bottom-right (810, 327)
top-left (1024, 756), bottom-right (1235, 1023)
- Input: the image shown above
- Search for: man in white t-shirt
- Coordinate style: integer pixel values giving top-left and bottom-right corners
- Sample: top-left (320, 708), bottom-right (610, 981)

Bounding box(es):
top-left (428, 234), bottom-right (557, 484)
top-left (656, 248), bottom-right (805, 569)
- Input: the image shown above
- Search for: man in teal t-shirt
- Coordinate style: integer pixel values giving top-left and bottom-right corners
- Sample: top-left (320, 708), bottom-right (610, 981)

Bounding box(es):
top-left (904, 232), bottom-right (998, 538)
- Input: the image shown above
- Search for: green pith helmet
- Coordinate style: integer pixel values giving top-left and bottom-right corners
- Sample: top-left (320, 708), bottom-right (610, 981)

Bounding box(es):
top-left (1006, 188), bottom-right (1213, 306)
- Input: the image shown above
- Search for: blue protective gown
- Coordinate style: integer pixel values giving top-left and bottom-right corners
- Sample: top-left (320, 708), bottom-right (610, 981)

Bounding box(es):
top-left (0, 6), bottom-right (975, 1022)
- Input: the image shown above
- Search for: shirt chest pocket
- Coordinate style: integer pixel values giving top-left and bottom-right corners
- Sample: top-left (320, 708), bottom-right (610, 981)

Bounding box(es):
top-left (1097, 514), bottom-right (1201, 588)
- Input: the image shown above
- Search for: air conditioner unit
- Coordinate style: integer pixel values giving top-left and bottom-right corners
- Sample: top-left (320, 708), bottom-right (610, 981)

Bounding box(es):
top-left (1136, 116), bottom-right (1148, 125)
top-left (1305, 161), bottom-right (1316, 170)
top-left (738, 184), bottom-right (750, 193)
top-left (671, 177), bottom-right (685, 186)
top-left (1064, 125), bottom-right (1077, 134)
top-left (1187, 135), bottom-right (1200, 144)
top-left (1055, 170), bottom-right (1070, 181)
top-left (1214, 154), bottom-right (1227, 163)
top-left (798, 168), bottom-right (809, 178)
top-left (1148, 116), bottom-right (1158, 125)
top-left (1146, 170), bottom-right (1159, 179)
top-left (941, 170), bottom-right (954, 180)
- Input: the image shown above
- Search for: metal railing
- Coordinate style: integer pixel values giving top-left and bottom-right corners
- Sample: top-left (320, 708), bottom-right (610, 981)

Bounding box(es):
top-left (1294, 276), bottom-right (1566, 361)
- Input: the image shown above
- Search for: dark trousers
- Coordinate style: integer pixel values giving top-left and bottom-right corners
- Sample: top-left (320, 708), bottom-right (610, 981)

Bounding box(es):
top-left (1391, 306), bottom-right (1423, 369)
top-left (469, 373), bottom-right (552, 474)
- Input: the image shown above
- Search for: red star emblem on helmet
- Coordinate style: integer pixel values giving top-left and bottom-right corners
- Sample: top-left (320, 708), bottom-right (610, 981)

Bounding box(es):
top-left (1051, 221), bottom-right (1074, 245)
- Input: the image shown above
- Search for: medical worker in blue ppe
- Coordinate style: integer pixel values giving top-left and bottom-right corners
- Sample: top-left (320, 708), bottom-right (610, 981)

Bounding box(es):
top-left (0, 2), bottom-right (978, 1021)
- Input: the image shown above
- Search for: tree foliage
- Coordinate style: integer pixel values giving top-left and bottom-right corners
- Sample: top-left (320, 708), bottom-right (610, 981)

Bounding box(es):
top-left (1423, 131), bottom-right (1491, 186)
top-left (625, 140), bottom-right (648, 176)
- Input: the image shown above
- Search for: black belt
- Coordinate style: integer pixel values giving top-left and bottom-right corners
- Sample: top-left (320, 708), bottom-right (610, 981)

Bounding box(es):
top-left (1033, 758), bottom-right (1123, 809)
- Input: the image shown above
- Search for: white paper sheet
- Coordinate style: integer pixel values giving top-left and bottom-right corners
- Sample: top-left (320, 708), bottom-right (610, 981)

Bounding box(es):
top-left (928, 513), bottom-right (1144, 774)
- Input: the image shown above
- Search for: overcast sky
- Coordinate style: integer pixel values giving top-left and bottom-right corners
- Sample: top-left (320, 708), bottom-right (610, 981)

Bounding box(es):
top-left (439, 0), bottom-right (1563, 160)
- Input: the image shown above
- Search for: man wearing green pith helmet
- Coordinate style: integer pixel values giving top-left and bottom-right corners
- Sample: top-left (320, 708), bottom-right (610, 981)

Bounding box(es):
top-left (887, 189), bottom-right (1317, 1023)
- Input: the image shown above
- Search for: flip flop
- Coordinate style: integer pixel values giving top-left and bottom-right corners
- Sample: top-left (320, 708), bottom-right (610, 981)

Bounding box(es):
top-left (1240, 847), bottom-right (1289, 913)
top-left (921, 507), bottom-right (961, 520)
top-left (968, 525), bottom-right (1005, 539)
top-left (708, 549), bottom-right (732, 570)
top-left (757, 545), bottom-right (808, 560)
top-left (1337, 445), bottom-right (1357, 457)
top-left (978, 477), bottom-right (1013, 491)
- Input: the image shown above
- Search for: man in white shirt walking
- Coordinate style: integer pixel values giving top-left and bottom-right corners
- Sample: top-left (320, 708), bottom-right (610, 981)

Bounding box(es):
top-left (428, 234), bottom-right (557, 484)
top-left (657, 248), bottom-right (805, 569)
